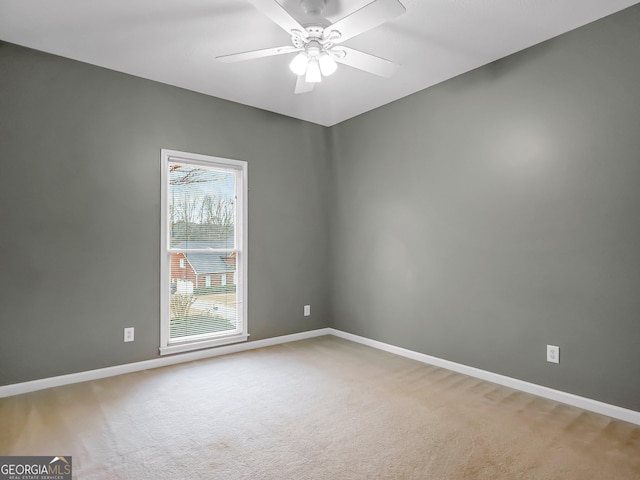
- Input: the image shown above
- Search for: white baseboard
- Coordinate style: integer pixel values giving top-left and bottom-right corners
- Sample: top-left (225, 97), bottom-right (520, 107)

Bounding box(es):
top-left (327, 328), bottom-right (640, 426)
top-left (2, 326), bottom-right (638, 426)
top-left (0, 328), bottom-right (331, 398)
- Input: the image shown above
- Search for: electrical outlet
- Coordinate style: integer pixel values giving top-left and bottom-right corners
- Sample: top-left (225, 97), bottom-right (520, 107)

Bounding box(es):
top-left (304, 305), bottom-right (311, 316)
top-left (124, 327), bottom-right (135, 343)
top-left (547, 345), bottom-right (559, 364)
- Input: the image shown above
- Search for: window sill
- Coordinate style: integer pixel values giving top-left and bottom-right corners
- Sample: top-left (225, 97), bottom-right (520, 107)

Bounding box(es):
top-left (160, 333), bottom-right (249, 356)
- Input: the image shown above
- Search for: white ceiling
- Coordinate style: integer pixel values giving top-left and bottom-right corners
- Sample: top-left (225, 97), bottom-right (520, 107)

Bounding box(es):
top-left (1, 0), bottom-right (638, 126)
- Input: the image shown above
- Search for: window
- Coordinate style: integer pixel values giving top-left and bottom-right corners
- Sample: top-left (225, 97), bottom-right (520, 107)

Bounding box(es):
top-left (160, 149), bottom-right (247, 355)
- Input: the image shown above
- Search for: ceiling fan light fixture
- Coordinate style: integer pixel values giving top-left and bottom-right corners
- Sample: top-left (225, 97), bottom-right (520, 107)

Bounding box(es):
top-left (289, 52), bottom-right (309, 76)
top-left (305, 59), bottom-right (322, 83)
top-left (319, 53), bottom-right (337, 76)
top-left (217, 0), bottom-right (407, 94)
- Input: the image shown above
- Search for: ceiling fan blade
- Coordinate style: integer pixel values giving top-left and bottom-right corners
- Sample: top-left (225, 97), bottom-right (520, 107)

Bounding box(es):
top-left (295, 75), bottom-right (315, 94)
top-left (246, 0), bottom-right (308, 37)
top-left (326, 0), bottom-right (405, 42)
top-left (217, 46), bottom-right (298, 63)
top-left (334, 47), bottom-right (399, 77)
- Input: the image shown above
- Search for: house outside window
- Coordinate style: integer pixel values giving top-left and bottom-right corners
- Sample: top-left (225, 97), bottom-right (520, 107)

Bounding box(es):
top-left (160, 149), bottom-right (247, 355)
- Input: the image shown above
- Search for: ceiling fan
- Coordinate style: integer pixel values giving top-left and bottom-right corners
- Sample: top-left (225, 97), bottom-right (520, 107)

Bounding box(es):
top-left (217, 0), bottom-right (406, 94)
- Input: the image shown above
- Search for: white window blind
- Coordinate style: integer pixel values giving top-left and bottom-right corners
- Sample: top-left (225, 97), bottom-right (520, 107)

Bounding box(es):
top-left (160, 149), bottom-right (247, 355)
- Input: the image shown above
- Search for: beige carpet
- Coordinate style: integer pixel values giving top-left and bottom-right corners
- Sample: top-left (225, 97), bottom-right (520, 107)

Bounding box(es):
top-left (1, 336), bottom-right (638, 479)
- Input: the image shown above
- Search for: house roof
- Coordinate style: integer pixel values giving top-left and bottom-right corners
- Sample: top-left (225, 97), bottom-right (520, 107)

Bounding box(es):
top-left (174, 238), bottom-right (235, 275)
top-left (185, 253), bottom-right (234, 275)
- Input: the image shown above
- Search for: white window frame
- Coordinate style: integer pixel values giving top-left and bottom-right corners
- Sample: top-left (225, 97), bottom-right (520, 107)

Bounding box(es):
top-left (160, 149), bottom-right (248, 355)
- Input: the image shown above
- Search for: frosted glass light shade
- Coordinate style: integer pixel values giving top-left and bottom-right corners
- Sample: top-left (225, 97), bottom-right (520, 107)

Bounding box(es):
top-left (319, 53), bottom-right (337, 76)
top-left (305, 59), bottom-right (322, 83)
top-left (289, 52), bottom-right (309, 76)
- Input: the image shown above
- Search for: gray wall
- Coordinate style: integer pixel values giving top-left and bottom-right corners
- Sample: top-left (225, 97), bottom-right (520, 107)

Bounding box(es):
top-left (329, 5), bottom-right (640, 411)
top-left (0, 42), bottom-right (331, 385)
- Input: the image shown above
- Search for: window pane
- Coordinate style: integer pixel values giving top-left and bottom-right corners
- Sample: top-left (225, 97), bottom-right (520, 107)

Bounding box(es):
top-left (169, 252), bottom-right (239, 340)
top-left (169, 163), bottom-right (235, 249)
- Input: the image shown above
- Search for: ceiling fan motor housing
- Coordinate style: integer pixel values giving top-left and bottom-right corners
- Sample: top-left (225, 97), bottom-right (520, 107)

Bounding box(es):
top-left (300, 0), bottom-right (326, 16)
top-left (291, 25), bottom-right (343, 59)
